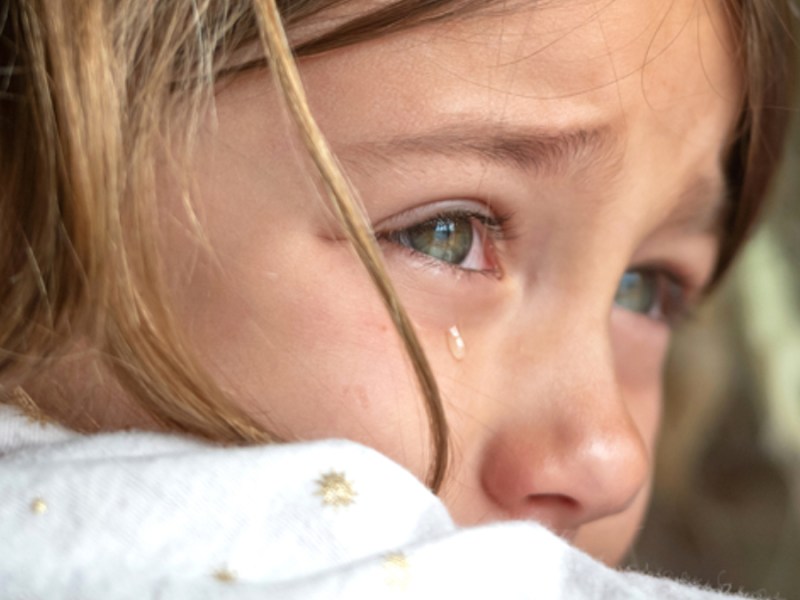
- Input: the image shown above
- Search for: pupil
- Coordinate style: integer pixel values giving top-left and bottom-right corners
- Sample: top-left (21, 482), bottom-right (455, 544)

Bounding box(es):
top-left (409, 217), bottom-right (473, 264)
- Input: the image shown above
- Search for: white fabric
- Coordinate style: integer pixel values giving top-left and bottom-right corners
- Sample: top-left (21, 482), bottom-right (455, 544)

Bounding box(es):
top-left (0, 404), bottom-right (759, 599)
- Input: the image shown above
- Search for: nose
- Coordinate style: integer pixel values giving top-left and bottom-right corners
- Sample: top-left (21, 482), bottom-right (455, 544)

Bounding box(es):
top-left (479, 326), bottom-right (649, 534)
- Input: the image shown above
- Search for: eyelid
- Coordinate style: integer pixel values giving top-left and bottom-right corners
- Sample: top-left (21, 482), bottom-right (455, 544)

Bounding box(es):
top-left (373, 199), bottom-right (503, 233)
top-left (634, 266), bottom-right (697, 326)
top-left (638, 261), bottom-right (709, 304)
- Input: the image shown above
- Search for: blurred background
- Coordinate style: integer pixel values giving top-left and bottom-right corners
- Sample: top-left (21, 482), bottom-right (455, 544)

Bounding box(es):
top-left (629, 101), bottom-right (800, 596)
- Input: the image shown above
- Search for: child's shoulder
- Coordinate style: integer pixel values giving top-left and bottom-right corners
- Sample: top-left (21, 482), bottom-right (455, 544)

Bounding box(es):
top-left (0, 404), bottom-right (760, 599)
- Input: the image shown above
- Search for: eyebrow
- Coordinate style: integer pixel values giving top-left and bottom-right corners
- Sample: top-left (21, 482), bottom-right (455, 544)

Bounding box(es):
top-left (340, 120), bottom-right (729, 235)
top-left (340, 121), bottom-right (622, 177)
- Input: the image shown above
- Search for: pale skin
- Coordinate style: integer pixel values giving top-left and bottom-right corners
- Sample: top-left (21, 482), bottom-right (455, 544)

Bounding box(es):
top-left (55, 0), bottom-right (741, 567)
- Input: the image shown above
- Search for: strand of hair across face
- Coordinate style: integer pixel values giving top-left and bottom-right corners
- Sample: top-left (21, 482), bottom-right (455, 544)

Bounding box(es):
top-left (251, 0), bottom-right (450, 492)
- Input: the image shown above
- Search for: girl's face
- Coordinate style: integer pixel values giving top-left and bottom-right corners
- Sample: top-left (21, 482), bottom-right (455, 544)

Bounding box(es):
top-left (162, 0), bottom-right (739, 565)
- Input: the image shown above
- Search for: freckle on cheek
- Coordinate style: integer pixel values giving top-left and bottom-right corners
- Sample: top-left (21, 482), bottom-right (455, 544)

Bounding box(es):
top-left (344, 385), bottom-right (371, 410)
top-left (357, 386), bottom-right (370, 410)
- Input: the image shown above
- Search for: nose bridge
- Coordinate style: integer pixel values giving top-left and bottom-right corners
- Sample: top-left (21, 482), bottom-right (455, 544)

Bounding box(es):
top-left (479, 312), bottom-right (650, 530)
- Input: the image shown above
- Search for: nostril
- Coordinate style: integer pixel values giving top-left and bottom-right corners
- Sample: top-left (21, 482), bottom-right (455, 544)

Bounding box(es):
top-left (523, 493), bottom-right (579, 512)
top-left (480, 415), bottom-right (650, 531)
top-left (519, 493), bottom-right (581, 531)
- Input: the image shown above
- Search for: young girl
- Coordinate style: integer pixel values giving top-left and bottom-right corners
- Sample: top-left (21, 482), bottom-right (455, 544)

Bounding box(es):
top-left (0, 0), bottom-right (794, 597)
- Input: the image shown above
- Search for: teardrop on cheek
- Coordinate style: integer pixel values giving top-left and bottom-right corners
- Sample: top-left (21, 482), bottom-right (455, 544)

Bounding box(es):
top-left (447, 325), bottom-right (466, 360)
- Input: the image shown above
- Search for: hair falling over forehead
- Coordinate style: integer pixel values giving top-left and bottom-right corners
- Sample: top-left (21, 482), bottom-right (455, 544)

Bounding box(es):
top-left (0, 0), bottom-right (795, 492)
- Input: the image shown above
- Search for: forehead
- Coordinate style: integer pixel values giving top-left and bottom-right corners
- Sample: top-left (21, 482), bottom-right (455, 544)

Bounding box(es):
top-left (286, 0), bottom-right (742, 240)
top-left (300, 0), bottom-right (741, 147)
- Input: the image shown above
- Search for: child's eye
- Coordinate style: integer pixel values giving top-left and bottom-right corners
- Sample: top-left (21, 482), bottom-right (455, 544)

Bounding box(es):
top-left (614, 269), bottom-right (687, 324)
top-left (402, 216), bottom-right (474, 263)
top-left (379, 208), bottom-right (506, 274)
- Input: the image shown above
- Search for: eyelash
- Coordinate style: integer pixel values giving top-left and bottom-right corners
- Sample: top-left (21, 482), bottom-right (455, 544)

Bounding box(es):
top-left (637, 269), bottom-right (692, 326)
top-left (377, 207), bottom-right (512, 277)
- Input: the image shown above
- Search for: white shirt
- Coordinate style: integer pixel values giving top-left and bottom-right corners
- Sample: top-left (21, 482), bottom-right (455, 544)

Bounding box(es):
top-left (0, 404), bottom-right (758, 599)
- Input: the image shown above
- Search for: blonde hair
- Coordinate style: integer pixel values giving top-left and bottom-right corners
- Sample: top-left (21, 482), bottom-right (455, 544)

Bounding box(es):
top-left (0, 0), bottom-right (794, 493)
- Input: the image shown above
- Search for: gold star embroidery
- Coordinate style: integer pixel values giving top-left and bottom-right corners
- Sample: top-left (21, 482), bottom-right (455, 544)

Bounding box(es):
top-left (213, 567), bottom-right (237, 583)
top-left (30, 498), bottom-right (48, 515)
top-left (383, 552), bottom-right (411, 589)
top-left (314, 471), bottom-right (356, 507)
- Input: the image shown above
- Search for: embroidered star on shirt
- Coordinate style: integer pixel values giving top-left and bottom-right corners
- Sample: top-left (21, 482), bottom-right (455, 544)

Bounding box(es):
top-left (30, 498), bottom-right (48, 515)
top-left (314, 471), bottom-right (356, 507)
top-left (383, 552), bottom-right (411, 589)
top-left (212, 567), bottom-right (237, 583)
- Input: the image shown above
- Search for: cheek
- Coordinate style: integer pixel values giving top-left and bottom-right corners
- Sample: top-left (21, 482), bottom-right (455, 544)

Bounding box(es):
top-left (156, 105), bottom-right (437, 478)
top-left (166, 222), bottom-right (432, 472)
top-left (612, 309), bottom-right (668, 451)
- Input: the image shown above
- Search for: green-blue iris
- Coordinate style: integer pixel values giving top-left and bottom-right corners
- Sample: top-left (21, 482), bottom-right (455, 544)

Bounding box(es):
top-left (402, 216), bottom-right (473, 265)
top-left (615, 270), bottom-right (659, 315)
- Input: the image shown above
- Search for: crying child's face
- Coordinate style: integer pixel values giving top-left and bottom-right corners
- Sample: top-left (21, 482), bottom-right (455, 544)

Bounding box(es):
top-left (159, 0), bottom-right (740, 565)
